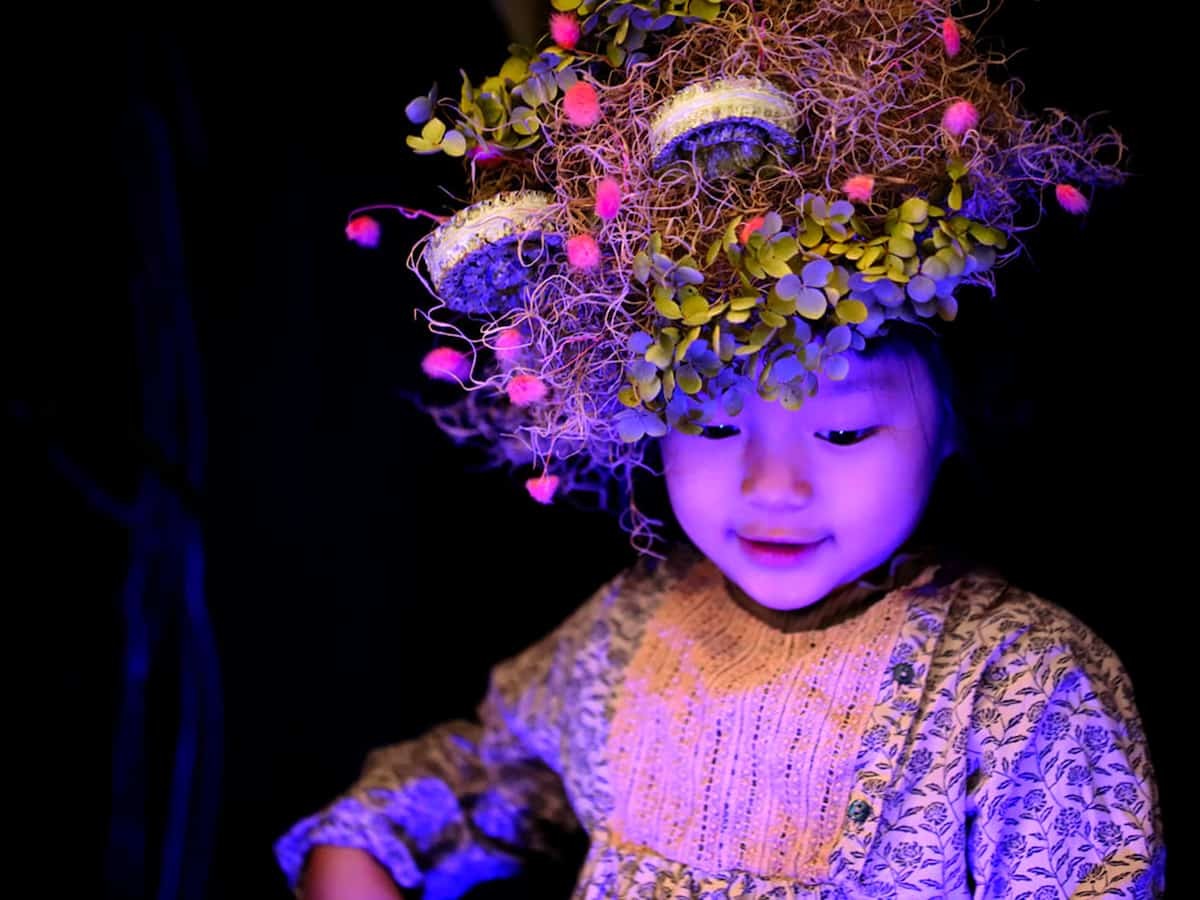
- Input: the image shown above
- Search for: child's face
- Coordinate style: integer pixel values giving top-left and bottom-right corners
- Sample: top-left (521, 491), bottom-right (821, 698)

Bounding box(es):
top-left (659, 349), bottom-right (953, 611)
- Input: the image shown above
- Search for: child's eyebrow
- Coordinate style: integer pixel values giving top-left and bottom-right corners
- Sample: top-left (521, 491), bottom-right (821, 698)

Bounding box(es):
top-left (822, 374), bottom-right (900, 397)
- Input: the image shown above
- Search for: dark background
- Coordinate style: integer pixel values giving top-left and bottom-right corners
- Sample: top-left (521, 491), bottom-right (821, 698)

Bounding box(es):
top-left (13, 3), bottom-right (1175, 897)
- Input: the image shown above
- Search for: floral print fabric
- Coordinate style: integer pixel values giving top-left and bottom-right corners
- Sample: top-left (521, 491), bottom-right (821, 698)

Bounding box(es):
top-left (275, 542), bottom-right (1164, 898)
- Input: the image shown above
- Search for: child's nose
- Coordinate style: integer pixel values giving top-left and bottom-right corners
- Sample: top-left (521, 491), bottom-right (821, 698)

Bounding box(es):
top-left (740, 445), bottom-right (814, 507)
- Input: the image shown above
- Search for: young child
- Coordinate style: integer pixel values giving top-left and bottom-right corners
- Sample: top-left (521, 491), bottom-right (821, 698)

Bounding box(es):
top-left (283, 1), bottom-right (1164, 896)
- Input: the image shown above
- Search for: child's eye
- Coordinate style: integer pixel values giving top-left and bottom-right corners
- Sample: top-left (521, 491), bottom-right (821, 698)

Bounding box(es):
top-left (817, 427), bottom-right (880, 447)
top-left (698, 426), bottom-right (879, 445)
top-left (698, 424), bottom-right (741, 440)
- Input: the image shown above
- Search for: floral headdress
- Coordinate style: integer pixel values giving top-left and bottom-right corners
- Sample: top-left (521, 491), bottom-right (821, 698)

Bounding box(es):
top-left (347, 0), bottom-right (1126, 557)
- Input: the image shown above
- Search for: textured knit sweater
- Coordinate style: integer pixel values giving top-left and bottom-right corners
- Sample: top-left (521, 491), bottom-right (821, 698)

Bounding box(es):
top-left (276, 541), bottom-right (1165, 899)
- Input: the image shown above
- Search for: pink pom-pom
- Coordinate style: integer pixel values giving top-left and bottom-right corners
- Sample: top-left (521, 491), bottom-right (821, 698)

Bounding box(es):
top-left (942, 17), bottom-right (961, 57)
top-left (494, 327), bottom-right (524, 362)
top-left (843, 175), bottom-right (875, 203)
top-left (345, 216), bottom-right (381, 248)
top-left (595, 177), bottom-right (622, 219)
top-left (563, 82), bottom-right (601, 127)
top-left (421, 347), bottom-right (470, 382)
top-left (942, 100), bottom-right (979, 137)
top-left (1055, 184), bottom-right (1089, 214)
top-left (467, 144), bottom-right (505, 168)
top-left (507, 374), bottom-right (548, 406)
top-left (566, 233), bottom-right (601, 269)
top-left (739, 215), bottom-right (767, 245)
top-left (525, 472), bottom-right (560, 504)
top-left (550, 12), bottom-right (581, 49)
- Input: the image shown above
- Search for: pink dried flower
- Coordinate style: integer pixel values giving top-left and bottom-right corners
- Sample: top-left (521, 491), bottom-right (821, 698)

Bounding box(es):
top-left (1055, 184), bottom-right (1089, 214)
top-left (942, 17), bottom-right (961, 57)
top-left (345, 216), bottom-right (381, 248)
top-left (595, 177), bottom-right (622, 219)
top-left (507, 374), bottom-right (548, 406)
top-left (467, 144), bottom-right (505, 168)
top-left (494, 327), bottom-right (524, 362)
top-left (566, 233), bottom-right (601, 269)
top-left (550, 12), bottom-right (580, 49)
top-left (563, 82), bottom-right (601, 127)
top-left (525, 472), bottom-right (560, 504)
top-left (739, 215), bottom-right (767, 245)
top-left (421, 347), bottom-right (470, 382)
top-left (942, 99), bottom-right (979, 136)
top-left (843, 175), bottom-right (875, 203)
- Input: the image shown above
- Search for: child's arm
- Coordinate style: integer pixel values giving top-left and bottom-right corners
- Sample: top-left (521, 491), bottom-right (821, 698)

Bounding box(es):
top-left (300, 846), bottom-right (406, 899)
top-left (963, 611), bottom-right (1165, 897)
top-left (275, 565), bottom-right (633, 898)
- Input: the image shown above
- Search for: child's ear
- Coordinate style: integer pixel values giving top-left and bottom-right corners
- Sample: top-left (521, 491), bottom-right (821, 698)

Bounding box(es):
top-left (937, 408), bottom-right (961, 466)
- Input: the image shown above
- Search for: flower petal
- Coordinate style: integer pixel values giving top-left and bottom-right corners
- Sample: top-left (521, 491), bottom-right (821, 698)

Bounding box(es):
top-left (345, 216), bottom-right (381, 248)
top-left (1055, 183), bottom-right (1089, 214)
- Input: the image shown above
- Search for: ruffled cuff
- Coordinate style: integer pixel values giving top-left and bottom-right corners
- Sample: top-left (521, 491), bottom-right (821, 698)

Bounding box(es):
top-left (273, 797), bottom-right (423, 892)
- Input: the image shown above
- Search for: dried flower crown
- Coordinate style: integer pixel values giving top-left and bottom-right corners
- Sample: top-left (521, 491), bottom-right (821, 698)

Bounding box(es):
top-left (346, 0), bottom-right (1127, 556)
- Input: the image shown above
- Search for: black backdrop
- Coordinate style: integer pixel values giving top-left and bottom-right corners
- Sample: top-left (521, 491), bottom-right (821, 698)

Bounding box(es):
top-left (14, 4), bottom-right (1175, 897)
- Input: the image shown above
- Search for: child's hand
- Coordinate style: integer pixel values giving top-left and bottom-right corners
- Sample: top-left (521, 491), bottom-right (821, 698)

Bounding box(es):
top-left (300, 845), bottom-right (405, 900)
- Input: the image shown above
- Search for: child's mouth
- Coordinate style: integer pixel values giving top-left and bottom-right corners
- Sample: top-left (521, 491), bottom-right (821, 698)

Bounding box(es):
top-left (737, 536), bottom-right (828, 568)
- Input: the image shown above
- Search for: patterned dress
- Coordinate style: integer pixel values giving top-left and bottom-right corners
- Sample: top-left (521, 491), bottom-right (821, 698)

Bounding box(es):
top-left (276, 541), bottom-right (1165, 898)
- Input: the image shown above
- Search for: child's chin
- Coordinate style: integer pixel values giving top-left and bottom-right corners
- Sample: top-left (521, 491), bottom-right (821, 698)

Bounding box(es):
top-left (738, 572), bottom-right (828, 611)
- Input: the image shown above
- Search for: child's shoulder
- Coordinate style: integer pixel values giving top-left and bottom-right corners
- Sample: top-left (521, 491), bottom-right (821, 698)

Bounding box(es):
top-left (487, 543), bottom-right (699, 701)
top-left (577, 539), bottom-right (704, 622)
top-left (933, 558), bottom-right (1128, 680)
top-left (515, 541), bottom-right (697, 650)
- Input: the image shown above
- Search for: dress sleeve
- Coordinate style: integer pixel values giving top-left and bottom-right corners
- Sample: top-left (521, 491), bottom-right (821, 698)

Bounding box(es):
top-left (963, 603), bottom-right (1166, 899)
top-left (274, 566), bottom-right (631, 899)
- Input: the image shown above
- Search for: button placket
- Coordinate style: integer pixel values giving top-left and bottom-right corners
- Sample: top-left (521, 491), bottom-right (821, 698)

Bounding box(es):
top-left (830, 582), bottom-right (954, 882)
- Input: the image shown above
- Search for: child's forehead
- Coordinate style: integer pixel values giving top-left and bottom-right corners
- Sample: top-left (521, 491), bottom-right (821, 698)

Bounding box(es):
top-left (751, 349), bottom-right (920, 398)
top-left (735, 350), bottom-right (932, 422)
top-left (821, 353), bottom-right (918, 397)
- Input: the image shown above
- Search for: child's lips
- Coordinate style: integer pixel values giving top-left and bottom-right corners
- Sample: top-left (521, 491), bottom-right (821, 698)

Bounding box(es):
top-left (738, 530), bottom-right (827, 545)
top-left (737, 535), bottom-right (828, 568)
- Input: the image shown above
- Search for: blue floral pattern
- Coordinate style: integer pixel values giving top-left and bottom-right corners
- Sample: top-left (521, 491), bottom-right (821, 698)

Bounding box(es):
top-left (275, 544), bottom-right (1165, 897)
